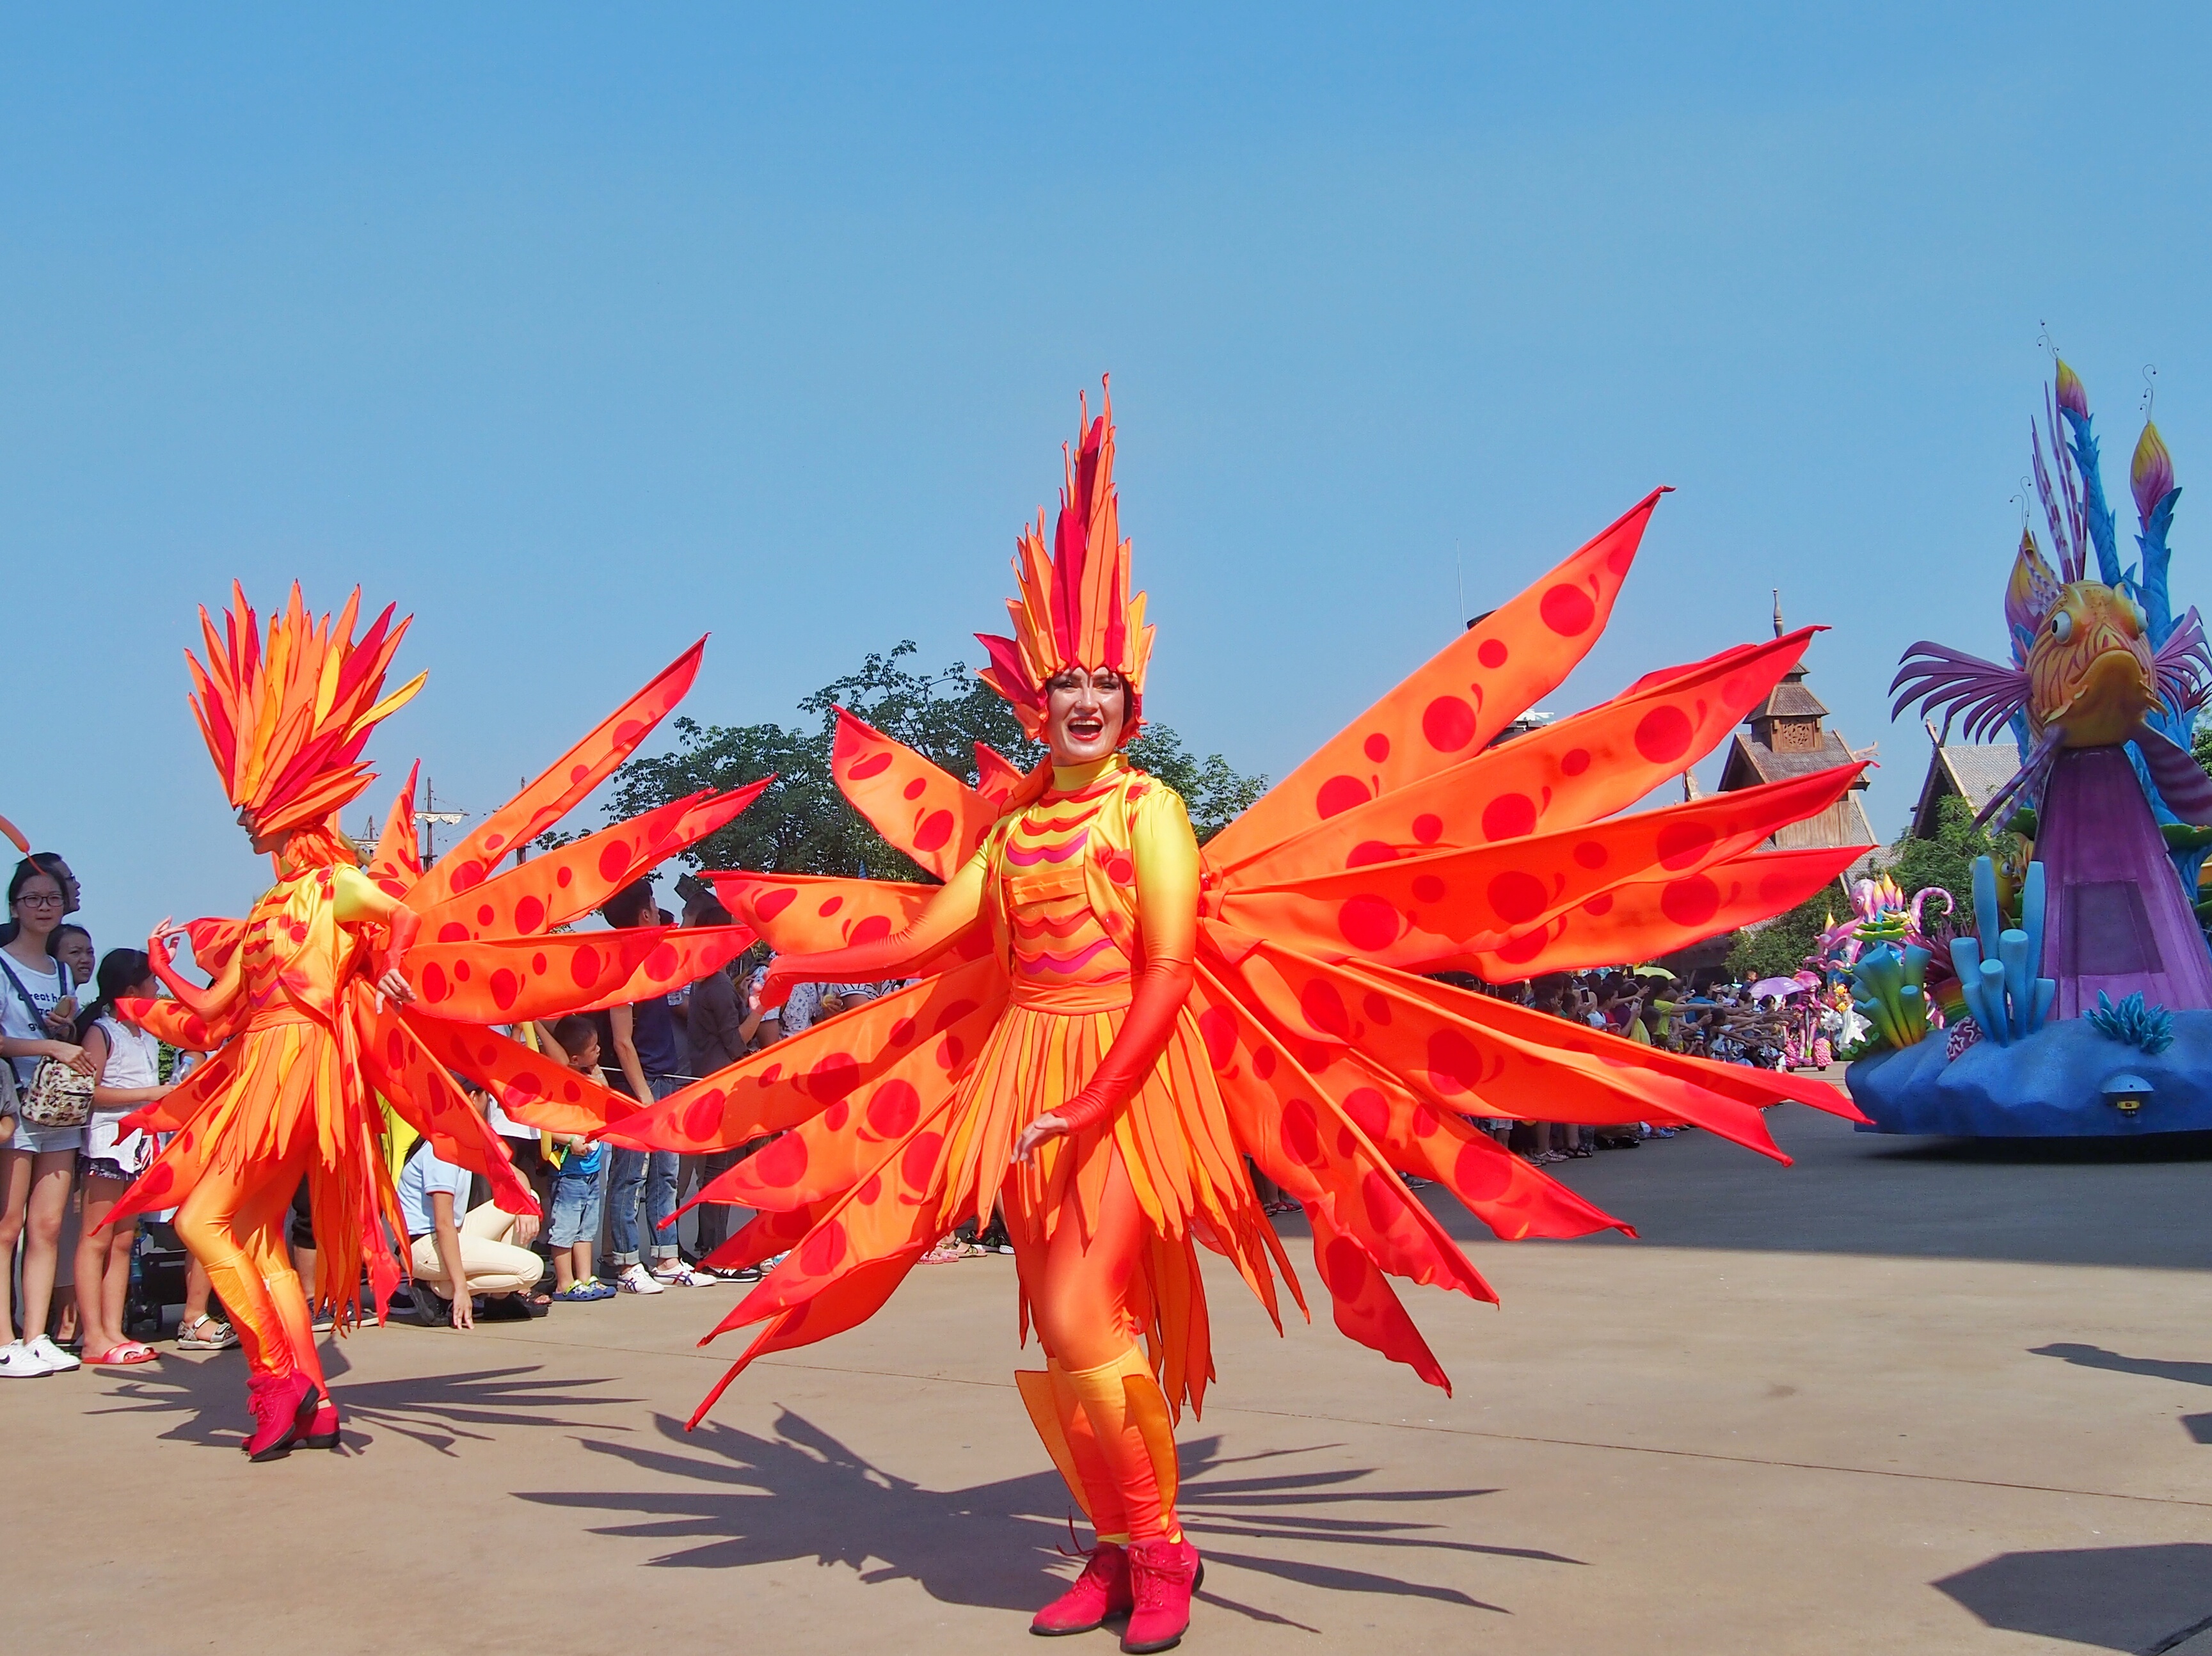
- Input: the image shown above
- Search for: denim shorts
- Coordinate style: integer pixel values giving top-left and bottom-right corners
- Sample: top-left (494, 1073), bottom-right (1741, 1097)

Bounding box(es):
top-left (548, 1166), bottom-right (607, 1249)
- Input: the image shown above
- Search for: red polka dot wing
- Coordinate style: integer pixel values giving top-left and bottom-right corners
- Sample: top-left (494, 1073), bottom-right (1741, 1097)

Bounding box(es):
top-left (831, 707), bottom-right (1001, 879)
top-left (365, 761), bottom-right (424, 896)
top-left (1455, 842), bottom-right (1867, 982)
top-left (1204, 627), bottom-right (1822, 890)
top-left (401, 1014), bottom-right (642, 1138)
top-left (1214, 762), bottom-right (1866, 974)
top-left (402, 921), bottom-right (758, 1023)
top-left (1201, 490), bottom-right (1664, 873)
top-left (355, 1012), bottom-right (539, 1216)
top-left (708, 871), bottom-right (938, 957)
top-left (400, 640), bottom-right (708, 918)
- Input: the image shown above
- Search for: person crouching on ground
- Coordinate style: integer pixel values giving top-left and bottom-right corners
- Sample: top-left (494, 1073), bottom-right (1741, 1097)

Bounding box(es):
top-left (397, 1087), bottom-right (545, 1329)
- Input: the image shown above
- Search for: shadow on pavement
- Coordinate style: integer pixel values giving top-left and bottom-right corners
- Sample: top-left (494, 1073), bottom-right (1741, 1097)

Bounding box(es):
top-left (88, 1339), bottom-right (640, 1456)
top-left (519, 1407), bottom-right (1556, 1626)
top-left (2030, 1344), bottom-right (2212, 1447)
top-left (1934, 1544), bottom-right (2212, 1653)
top-left (1415, 1104), bottom-right (2212, 1271)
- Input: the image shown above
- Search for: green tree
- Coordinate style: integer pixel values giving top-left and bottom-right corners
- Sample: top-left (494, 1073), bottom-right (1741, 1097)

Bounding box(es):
top-left (578, 642), bottom-right (1268, 882)
top-left (1887, 793), bottom-right (2009, 936)
top-left (1724, 889), bottom-right (1836, 982)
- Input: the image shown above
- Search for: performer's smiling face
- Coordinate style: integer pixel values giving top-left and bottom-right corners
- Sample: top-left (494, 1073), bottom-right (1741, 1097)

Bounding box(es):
top-left (1046, 667), bottom-right (1126, 765)
top-left (236, 806), bottom-right (289, 857)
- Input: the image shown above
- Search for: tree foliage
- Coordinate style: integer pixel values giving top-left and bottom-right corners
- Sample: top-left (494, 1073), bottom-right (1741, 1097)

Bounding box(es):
top-left (579, 642), bottom-right (1268, 882)
top-left (1724, 890), bottom-right (1834, 983)
top-left (1888, 793), bottom-right (2010, 937)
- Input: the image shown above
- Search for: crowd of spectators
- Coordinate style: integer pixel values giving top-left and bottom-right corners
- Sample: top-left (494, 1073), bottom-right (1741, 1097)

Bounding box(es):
top-left (0, 848), bottom-right (1838, 1374)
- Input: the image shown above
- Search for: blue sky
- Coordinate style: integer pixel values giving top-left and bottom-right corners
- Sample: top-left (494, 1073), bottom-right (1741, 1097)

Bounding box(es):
top-left (6, 4), bottom-right (2210, 953)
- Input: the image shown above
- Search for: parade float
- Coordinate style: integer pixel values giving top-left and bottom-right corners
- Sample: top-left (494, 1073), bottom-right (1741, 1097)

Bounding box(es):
top-left (1859, 361), bottom-right (2212, 1135)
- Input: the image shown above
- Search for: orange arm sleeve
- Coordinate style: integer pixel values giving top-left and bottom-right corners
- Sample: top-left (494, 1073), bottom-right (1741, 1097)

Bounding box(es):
top-left (1054, 790), bottom-right (1200, 1134)
top-left (760, 843), bottom-right (991, 1006)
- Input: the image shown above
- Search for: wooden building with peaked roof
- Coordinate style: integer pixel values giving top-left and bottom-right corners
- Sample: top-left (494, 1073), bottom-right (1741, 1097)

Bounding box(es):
top-left (1906, 719), bottom-right (2020, 838)
top-left (1714, 593), bottom-right (1881, 877)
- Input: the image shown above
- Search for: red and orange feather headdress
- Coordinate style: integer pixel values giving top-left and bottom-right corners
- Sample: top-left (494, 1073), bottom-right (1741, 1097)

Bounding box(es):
top-left (186, 583), bottom-right (426, 839)
top-left (975, 379), bottom-right (1155, 742)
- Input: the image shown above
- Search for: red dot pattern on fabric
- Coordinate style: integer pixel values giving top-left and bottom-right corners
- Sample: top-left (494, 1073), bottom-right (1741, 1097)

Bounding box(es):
top-left (1486, 872), bottom-right (1547, 924)
top-left (1348, 841), bottom-right (1396, 868)
top-left (1560, 748), bottom-right (1591, 776)
top-left (1477, 637), bottom-right (1509, 669)
top-left (1301, 979), bottom-right (1349, 1037)
top-left (1657, 821), bottom-right (1717, 870)
top-left (900, 1131), bottom-right (943, 1189)
top-left (1363, 733), bottom-right (1391, 762)
top-left (864, 1079), bottom-right (921, 1138)
top-left (1421, 696), bottom-right (1477, 752)
top-left (756, 887), bottom-right (797, 920)
top-left (809, 1053), bottom-right (860, 1102)
top-left (1280, 1097), bottom-right (1322, 1166)
top-left (854, 1173), bottom-right (880, 1204)
top-left (1634, 705), bottom-right (1694, 764)
top-left (1660, 875), bottom-right (1721, 927)
top-left (514, 895), bottom-right (545, 934)
top-left (1481, 794), bottom-right (1536, 841)
top-left (1573, 841), bottom-right (1608, 870)
top-left (912, 811), bottom-right (955, 852)
top-left (902, 777), bottom-right (928, 801)
top-left (818, 896), bottom-right (844, 918)
top-left (1104, 852), bottom-right (1135, 884)
top-left (1323, 1236), bottom-right (1369, 1298)
top-left (850, 914), bottom-right (891, 946)
top-left (754, 1133), bottom-right (808, 1187)
top-left (1361, 1172), bottom-right (1401, 1234)
top-left (800, 1220), bottom-right (846, 1277)
top-left (1582, 893), bottom-right (1615, 916)
top-left (422, 962), bottom-right (449, 1003)
top-left (439, 921), bottom-right (470, 943)
top-left (1342, 1088), bottom-right (1389, 1142)
top-left (556, 867), bottom-right (574, 888)
top-left (475, 904), bottom-right (495, 926)
top-left (1362, 991), bottom-right (1392, 1025)
top-left (1540, 583), bottom-right (1595, 635)
top-left (1198, 1008), bottom-right (1236, 1069)
top-left (491, 969), bottom-right (520, 1011)
top-left (1412, 813), bottom-right (1444, 845)
top-left (681, 1090), bottom-right (727, 1140)
top-left (824, 1099), bottom-right (850, 1132)
top-left (1495, 927), bottom-right (1549, 965)
top-left (1426, 1029), bottom-right (1480, 1095)
top-left (1252, 1047), bottom-right (1278, 1080)
top-left (1339, 895), bottom-right (1401, 951)
top-left (1316, 775), bottom-right (1370, 818)
top-left (1412, 874), bottom-right (1447, 905)
top-left (1454, 1140), bottom-right (1514, 1200)
top-left (847, 752), bottom-right (893, 781)
top-left (570, 946), bottom-right (601, 988)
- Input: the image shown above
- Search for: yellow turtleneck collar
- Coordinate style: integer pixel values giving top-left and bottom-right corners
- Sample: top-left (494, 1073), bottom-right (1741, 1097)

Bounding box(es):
top-left (1047, 754), bottom-right (1129, 796)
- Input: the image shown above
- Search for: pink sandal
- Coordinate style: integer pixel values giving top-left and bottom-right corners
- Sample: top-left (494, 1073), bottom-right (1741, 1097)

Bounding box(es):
top-left (88, 1343), bottom-right (161, 1367)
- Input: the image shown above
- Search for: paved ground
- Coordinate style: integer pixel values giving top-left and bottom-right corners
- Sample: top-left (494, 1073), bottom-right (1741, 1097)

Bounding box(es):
top-left (11, 1096), bottom-right (2212, 1655)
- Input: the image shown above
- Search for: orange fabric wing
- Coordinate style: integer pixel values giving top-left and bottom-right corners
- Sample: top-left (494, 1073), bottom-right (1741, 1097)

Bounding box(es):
top-left (707, 872), bottom-right (939, 956)
top-left (353, 1000), bottom-right (539, 1215)
top-left (832, 709), bottom-right (998, 879)
top-left (1205, 490), bottom-right (1664, 868)
top-left (1214, 765), bottom-right (1867, 971)
top-left (365, 761), bottom-right (423, 899)
top-left (412, 783), bottom-right (767, 943)
top-left (1456, 842), bottom-right (1873, 980)
top-left (1210, 628), bottom-right (1817, 888)
top-left (401, 923), bottom-right (756, 1023)
top-left (399, 1011), bottom-right (642, 1136)
top-left (404, 639), bottom-right (706, 912)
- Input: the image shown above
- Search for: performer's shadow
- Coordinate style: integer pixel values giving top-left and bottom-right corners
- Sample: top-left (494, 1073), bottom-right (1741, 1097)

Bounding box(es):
top-left (2030, 1342), bottom-right (2212, 1444)
top-left (520, 1408), bottom-right (1577, 1627)
top-left (88, 1341), bottom-right (640, 1456)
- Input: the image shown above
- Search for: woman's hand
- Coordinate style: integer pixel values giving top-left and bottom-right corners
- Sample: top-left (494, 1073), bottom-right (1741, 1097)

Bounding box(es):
top-left (149, 917), bottom-right (187, 965)
top-left (376, 967), bottom-right (416, 1007)
top-left (45, 1040), bottom-right (95, 1076)
top-left (41, 1005), bottom-right (77, 1039)
top-left (1012, 1112), bottom-right (1069, 1166)
top-left (449, 1291), bottom-right (473, 1332)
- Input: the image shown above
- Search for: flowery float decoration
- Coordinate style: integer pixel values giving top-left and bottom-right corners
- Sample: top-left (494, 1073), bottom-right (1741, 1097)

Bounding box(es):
top-left (605, 389), bottom-right (1874, 1433)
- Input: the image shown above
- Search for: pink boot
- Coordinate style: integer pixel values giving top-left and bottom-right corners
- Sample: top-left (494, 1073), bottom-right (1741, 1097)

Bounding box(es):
top-left (1031, 1541), bottom-right (1133, 1636)
top-left (1121, 1536), bottom-right (1202, 1653)
top-left (243, 1371), bottom-right (317, 1462)
top-left (304, 1396), bottom-right (341, 1450)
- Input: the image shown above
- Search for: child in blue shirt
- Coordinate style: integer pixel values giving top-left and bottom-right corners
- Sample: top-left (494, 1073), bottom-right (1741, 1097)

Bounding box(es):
top-left (545, 1015), bottom-right (614, 1302)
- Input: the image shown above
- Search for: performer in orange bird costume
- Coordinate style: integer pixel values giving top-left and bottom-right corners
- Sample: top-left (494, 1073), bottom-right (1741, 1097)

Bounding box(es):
top-left (607, 381), bottom-right (1874, 1651)
top-left (110, 589), bottom-right (762, 1460)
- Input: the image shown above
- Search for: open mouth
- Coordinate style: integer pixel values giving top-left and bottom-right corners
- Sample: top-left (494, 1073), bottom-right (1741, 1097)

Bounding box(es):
top-left (1065, 715), bottom-right (1106, 741)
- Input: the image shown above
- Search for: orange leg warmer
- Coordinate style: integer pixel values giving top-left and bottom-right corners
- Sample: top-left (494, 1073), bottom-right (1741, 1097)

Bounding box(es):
top-left (1010, 1149), bottom-right (1181, 1544)
top-left (174, 1145), bottom-right (324, 1395)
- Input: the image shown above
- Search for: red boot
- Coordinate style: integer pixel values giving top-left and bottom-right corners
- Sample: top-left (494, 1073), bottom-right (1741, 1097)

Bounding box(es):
top-left (1030, 1541), bottom-right (1133, 1636)
top-left (1121, 1537), bottom-right (1202, 1653)
top-left (243, 1371), bottom-right (317, 1462)
top-left (304, 1395), bottom-right (341, 1450)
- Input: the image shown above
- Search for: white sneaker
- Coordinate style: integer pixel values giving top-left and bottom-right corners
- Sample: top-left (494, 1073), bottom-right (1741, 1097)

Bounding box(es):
top-left (0, 1340), bottom-right (53, 1378)
top-left (26, 1335), bottom-right (78, 1373)
top-left (651, 1262), bottom-right (699, 1287)
top-left (617, 1264), bottom-right (664, 1294)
